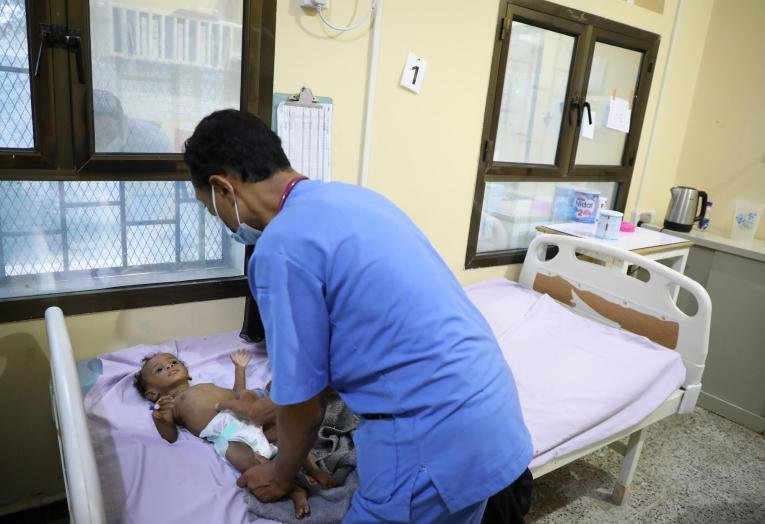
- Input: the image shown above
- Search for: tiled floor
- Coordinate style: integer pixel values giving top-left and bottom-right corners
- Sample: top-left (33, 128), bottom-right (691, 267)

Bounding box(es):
top-left (528, 408), bottom-right (765, 523)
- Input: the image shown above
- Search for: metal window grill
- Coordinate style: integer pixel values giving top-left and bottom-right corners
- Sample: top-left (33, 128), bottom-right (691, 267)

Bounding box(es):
top-left (0, 181), bottom-right (230, 283)
top-left (0, 0), bottom-right (34, 149)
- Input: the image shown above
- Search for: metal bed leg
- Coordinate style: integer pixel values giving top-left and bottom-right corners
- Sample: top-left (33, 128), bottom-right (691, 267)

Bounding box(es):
top-left (612, 428), bottom-right (645, 505)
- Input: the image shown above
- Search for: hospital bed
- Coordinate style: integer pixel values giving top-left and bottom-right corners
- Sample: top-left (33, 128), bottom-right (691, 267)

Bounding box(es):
top-left (45, 234), bottom-right (710, 523)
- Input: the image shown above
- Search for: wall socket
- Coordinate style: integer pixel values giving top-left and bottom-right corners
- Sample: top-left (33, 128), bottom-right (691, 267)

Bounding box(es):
top-left (631, 210), bottom-right (657, 224)
top-left (301, 0), bottom-right (329, 9)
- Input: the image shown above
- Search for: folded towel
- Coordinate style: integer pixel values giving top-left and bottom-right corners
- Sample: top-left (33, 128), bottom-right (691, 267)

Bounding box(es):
top-left (246, 392), bottom-right (360, 523)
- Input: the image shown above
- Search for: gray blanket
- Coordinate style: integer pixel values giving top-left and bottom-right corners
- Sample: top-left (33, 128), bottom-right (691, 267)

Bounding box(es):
top-left (246, 393), bottom-right (360, 523)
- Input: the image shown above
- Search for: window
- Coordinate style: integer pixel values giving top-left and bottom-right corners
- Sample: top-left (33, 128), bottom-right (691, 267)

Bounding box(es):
top-left (0, 1), bottom-right (276, 321)
top-left (466, 0), bottom-right (659, 268)
top-left (0, 181), bottom-right (243, 299)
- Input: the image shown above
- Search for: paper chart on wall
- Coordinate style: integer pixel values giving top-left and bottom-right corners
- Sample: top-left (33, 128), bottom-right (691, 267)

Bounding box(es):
top-left (276, 102), bottom-right (333, 182)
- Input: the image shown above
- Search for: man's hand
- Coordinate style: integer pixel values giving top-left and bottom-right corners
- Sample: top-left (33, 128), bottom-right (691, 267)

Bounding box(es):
top-left (237, 462), bottom-right (292, 502)
top-left (216, 390), bottom-right (277, 428)
top-left (152, 395), bottom-right (175, 424)
top-left (230, 348), bottom-right (252, 368)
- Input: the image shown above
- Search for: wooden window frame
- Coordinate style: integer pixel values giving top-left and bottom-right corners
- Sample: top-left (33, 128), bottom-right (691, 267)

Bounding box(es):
top-left (0, 0), bottom-right (276, 321)
top-left (465, 0), bottom-right (659, 269)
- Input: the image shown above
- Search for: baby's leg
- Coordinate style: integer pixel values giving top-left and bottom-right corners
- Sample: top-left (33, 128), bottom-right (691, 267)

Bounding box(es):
top-left (227, 443), bottom-right (310, 519)
top-left (303, 452), bottom-right (337, 489)
top-left (225, 441), bottom-right (268, 473)
top-left (290, 485), bottom-right (310, 519)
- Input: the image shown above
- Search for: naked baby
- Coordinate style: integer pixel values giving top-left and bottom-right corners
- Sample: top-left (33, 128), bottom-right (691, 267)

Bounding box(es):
top-left (134, 350), bottom-right (334, 518)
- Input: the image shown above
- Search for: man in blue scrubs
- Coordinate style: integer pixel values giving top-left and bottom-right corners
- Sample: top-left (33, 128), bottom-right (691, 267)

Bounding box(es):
top-left (185, 109), bottom-right (532, 523)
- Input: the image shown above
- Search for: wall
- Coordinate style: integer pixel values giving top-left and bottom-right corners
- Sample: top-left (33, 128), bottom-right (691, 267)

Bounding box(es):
top-left (630, 0), bottom-right (715, 225)
top-left (275, 0), bottom-right (715, 281)
top-left (0, 0), bottom-right (718, 511)
top-left (672, 0), bottom-right (765, 239)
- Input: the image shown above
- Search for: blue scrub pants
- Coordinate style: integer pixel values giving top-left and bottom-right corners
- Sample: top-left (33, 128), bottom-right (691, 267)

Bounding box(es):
top-left (343, 466), bottom-right (487, 523)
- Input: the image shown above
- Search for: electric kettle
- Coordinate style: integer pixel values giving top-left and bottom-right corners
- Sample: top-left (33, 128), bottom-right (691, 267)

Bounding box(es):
top-left (664, 186), bottom-right (708, 232)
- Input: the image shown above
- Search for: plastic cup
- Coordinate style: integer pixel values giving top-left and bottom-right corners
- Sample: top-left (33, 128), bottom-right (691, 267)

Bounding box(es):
top-left (730, 200), bottom-right (764, 241)
top-left (596, 210), bottom-right (623, 240)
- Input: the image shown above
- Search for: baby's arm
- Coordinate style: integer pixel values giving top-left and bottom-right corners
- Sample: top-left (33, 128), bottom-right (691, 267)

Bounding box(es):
top-left (152, 395), bottom-right (178, 443)
top-left (230, 349), bottom-right (252, 394)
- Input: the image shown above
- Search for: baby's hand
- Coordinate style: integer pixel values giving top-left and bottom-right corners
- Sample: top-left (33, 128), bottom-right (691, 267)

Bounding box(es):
top-left (152, 395), bottom-right (175, 423)
top-left (230, 348), bottom-right (252, 368)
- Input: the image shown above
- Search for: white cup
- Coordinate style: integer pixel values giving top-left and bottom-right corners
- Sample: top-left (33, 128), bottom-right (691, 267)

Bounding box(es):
top-left (596, 210), bottom-right (623, 240)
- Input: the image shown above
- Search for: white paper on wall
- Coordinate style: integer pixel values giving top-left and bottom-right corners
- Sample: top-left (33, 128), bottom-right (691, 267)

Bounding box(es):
top-left (605, 97), bottom-right (631, 133)
top-left (276, 102), bottom-right (332, 182)
top-left (581, 111), bottom-right (596, 140)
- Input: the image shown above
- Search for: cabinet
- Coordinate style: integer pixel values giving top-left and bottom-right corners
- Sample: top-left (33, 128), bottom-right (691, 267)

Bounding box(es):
top-left (678, 235), bottom-right (765, 433)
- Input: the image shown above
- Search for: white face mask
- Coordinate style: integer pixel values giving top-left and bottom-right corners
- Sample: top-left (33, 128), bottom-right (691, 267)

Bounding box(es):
top-left (211, 187), bottom-right (263, 245)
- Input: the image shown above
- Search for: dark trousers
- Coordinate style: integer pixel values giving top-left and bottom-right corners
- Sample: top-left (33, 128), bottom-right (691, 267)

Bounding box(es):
top-left (481, 468), bottom-right (533, 524)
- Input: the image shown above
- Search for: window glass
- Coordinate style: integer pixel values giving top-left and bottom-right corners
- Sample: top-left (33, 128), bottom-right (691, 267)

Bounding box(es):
top-left (493, 21), bottom-right (575, 165)
top-left (0, 0), bottom-right (34, 149)
top-left (575, 42), bottom-right (643, 165)
top-left (0, 181), bottom-right (244, 299)
top-left (477, 180), bottom-right (618, 253)
top-left (89, 0), bottom-right (243, 153)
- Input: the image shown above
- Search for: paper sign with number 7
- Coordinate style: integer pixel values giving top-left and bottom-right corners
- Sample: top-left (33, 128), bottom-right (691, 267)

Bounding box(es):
top-left (400, 52), bottom-right (427, 94)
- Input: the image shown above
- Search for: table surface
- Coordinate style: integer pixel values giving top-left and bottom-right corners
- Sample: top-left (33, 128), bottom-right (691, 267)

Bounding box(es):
top-left (641, 224), bottom-right (765, 263)
top-left (537, 222), bottom-right (694, 254)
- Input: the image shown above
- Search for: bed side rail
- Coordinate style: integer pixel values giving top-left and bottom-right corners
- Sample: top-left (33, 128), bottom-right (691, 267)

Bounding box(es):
top-left (519, 235), bottom-right (711, 408)
top-left (45, 307), bottom-right (105, 524)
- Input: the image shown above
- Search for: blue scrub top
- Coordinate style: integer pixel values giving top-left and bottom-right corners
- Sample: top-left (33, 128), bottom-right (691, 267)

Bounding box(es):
top-left (251, 181), bottom-right (531, 520)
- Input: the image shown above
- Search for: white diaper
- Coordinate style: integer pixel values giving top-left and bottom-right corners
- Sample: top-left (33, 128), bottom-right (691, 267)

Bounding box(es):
top-left (199, 411), bottom-right (277, 461)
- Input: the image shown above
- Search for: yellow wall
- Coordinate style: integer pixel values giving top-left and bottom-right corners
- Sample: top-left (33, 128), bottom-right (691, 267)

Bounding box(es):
top-left (673, 0), bottom-right (765, 238)
top-left (0, 0), bottom-right (721, 511)
top-left (275, 0), bottom-right (715, 283)
top-left (630, 0), bottom-right (715, 224)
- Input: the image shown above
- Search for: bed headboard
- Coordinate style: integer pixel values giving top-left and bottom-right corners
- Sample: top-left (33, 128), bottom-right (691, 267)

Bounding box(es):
top-left (45, 306), bottom-right (106, 524)
top-left (519, 235), bottom-right (711, 395)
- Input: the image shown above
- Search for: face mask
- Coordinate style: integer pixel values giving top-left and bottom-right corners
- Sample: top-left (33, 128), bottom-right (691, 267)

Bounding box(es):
top-left (211, 187), bottom-right (263, 245)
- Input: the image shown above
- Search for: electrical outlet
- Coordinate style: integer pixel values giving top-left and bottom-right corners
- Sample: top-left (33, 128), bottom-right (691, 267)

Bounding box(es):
top-left (631, 210), bottom-right (656, 224)
top-left (301, 0), bottom-right (329, 9)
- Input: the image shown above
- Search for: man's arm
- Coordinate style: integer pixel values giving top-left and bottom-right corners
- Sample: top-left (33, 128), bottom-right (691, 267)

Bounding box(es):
top-left (236, 391), bottom-right (327, 500)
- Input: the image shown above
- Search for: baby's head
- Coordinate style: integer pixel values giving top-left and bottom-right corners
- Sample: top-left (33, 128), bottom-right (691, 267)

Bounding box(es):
top-left (134, 353), bottom-right (191, 402)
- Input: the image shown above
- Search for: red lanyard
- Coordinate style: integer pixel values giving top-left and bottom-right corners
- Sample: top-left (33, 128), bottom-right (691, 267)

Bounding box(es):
top-left (278, 176), bottom-right (308, 212)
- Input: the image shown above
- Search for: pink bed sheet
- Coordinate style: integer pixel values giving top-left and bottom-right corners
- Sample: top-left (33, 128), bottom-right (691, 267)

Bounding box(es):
top-left (84, 330), bottom-right (279, 524)
top-left (465, 279), bottom-right (685, 469)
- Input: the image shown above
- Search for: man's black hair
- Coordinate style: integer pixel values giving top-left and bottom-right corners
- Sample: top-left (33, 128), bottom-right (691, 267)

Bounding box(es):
top-left (183, 109), bottom-right (291, 190)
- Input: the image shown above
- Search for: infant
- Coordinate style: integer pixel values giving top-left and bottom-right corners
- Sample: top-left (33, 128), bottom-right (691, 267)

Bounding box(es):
top-left (134, 350), bottom-right (334, 518)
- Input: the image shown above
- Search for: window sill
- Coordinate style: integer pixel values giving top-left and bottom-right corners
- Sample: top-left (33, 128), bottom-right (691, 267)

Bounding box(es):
top-left (0, 277), bottom-right (250, 323)
top-left (466, 249), bottom-right (528, 269)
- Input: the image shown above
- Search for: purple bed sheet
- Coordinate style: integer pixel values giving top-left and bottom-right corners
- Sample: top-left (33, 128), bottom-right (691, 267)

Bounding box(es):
top-left (84, 330), bottom-right (280, 524)
top-left (465, 279), bottom-right (685, 469)
top-left (83, 278), bottom-right (684, 522)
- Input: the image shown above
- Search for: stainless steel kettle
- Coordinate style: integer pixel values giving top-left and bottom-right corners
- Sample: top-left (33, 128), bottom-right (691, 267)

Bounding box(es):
top-left (664, 186), bottom-right (708, 232)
